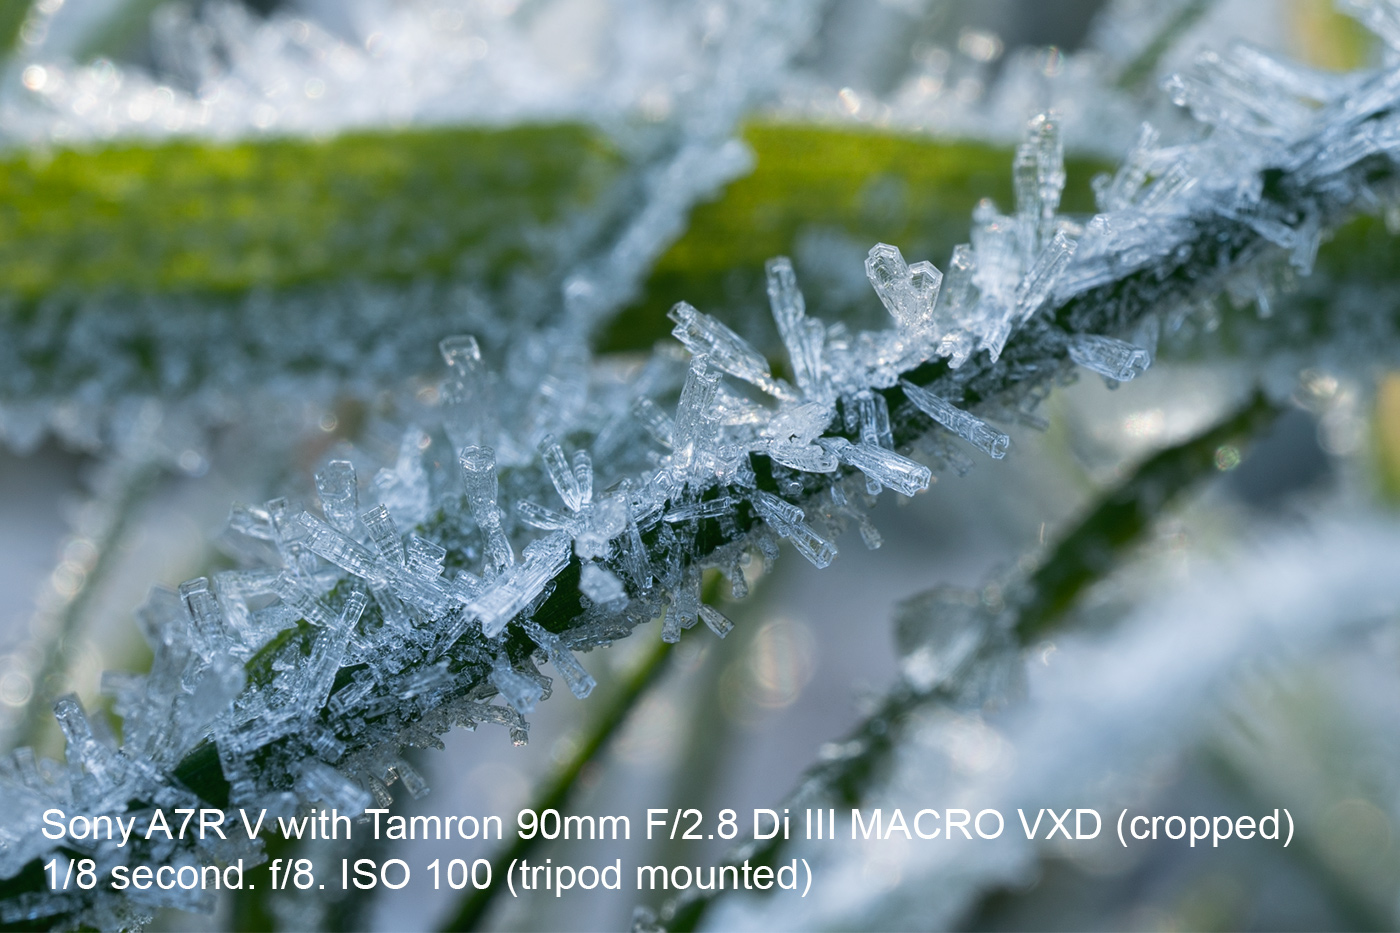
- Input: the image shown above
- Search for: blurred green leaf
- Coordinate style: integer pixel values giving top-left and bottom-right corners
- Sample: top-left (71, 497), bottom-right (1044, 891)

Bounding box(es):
top-left (0, 123), bottom-right (623, 300)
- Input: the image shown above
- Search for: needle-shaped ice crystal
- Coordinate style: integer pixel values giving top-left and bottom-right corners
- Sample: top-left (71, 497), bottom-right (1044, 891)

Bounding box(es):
top-left (315, 460), bottom-right (359, 535)
top-left (854, 389), bottom-right (894, 493)
top-left (520, 620), bottom-right (596, 699)
top-left (1014, 229), bottom-right (1077, 322)
top-left (53, 694), bottom-right (115, 788)
top-left (750, 490), bottom-right (837, 568)
top-left (490, 653), bottom-right (544, 714)
top-left (1013, 112), bottom-right (1066, 249)
top-left (440, 335), bottom-right (491, 452)
top-left (664, 495), bottom-right (739, 523)
top-left (671, 355), bottom-right (722, 477)
top-left (460, 445), bottom-right (515, 576)
top-left (768, 442), bottom-right (839, 473)
top-left (824, 438), bottom-right (931, 497)
top-left (572, 450), bottom-right (594, 508)
top-left (1068, 334), bottom-right (1152, 382)
top-left (632, 397), bottom-right (676, 448)
top-left (1137, 161), bottom-right (1196, 214)
top-left (372, 429), bottom-right (432, 526)
top-left (272, 573), bottom-right (336, 628)
top-left (698, 604), bottom-right (735, 638)
top-left (1094, 123), bottom-right (1160, 212)
top-left (662, 574), bottom-right (700, 643)
top-left (855, 390), bottom-right (893, 449)
top-left (361, 504), bottom-right (405, 568)
top-left (451, 532), bottom-right (571, 643)
top-left (297, 512), bottom-right (384, 584)
top-left (616, 482), bottom-right (654, 594)
top-left (972, 199), bottom-right (1021, 294)
top-left (766, 257), bottom-right (828, 402)
top-left (529, 434), bottom-right (577, 512)
top-left (517, 499), bottom-right (574, 532)
top-left (179, 578), bottom-right (228, 658)
top-left (900, 380), bottom-right (1009, 460)
top-left (933, 245), bottom-right (983, 368)
top-left (304, 589), bottom-right (366, 707)
top-left (669, 301), bottom-right (796, 400)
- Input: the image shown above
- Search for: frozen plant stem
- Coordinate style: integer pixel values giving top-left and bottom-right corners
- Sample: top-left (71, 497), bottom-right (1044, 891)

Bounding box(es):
top-left (1015, 391), bottom-right (1281, 640)
top-left (657, 392), bottom-right (1283, 930)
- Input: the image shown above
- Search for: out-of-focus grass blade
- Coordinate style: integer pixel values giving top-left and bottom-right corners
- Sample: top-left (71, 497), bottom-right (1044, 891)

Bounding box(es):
top-left (0, 123), bottom-right (623, 300)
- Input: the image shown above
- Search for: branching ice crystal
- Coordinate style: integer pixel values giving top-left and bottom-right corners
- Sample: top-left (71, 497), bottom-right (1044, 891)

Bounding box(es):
top-left (11, 4), bottom-right (1400, 923)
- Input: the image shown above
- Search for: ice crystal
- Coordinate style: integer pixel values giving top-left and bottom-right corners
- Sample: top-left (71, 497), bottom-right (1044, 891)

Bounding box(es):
top-left (1068, 333), bottom-right (1152, 382)
top-left (460, 446), bottom-right (515, 577)
top-left (766, 257), bottom-right (829, 404)
top-left (865, 243), bottom-right (943, 338)
top-left (11, 4), bottom-right (1400, 925)
top-left (900, 381), bottom-right (1012, 460)
top-left (669, 302), bottom-right (796, 401)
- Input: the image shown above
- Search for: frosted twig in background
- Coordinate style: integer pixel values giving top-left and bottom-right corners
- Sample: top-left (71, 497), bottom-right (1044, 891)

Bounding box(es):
top-left (708, 520), bottom-right (1400, 931)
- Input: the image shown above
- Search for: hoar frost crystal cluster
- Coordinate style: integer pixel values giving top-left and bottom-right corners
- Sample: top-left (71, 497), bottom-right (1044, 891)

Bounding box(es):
top-left (7, 0), bottom-right (1400, 926)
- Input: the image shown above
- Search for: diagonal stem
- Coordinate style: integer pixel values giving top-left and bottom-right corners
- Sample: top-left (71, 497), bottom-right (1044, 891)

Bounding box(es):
top-left (658, 389), bottom-right (1283, 931)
